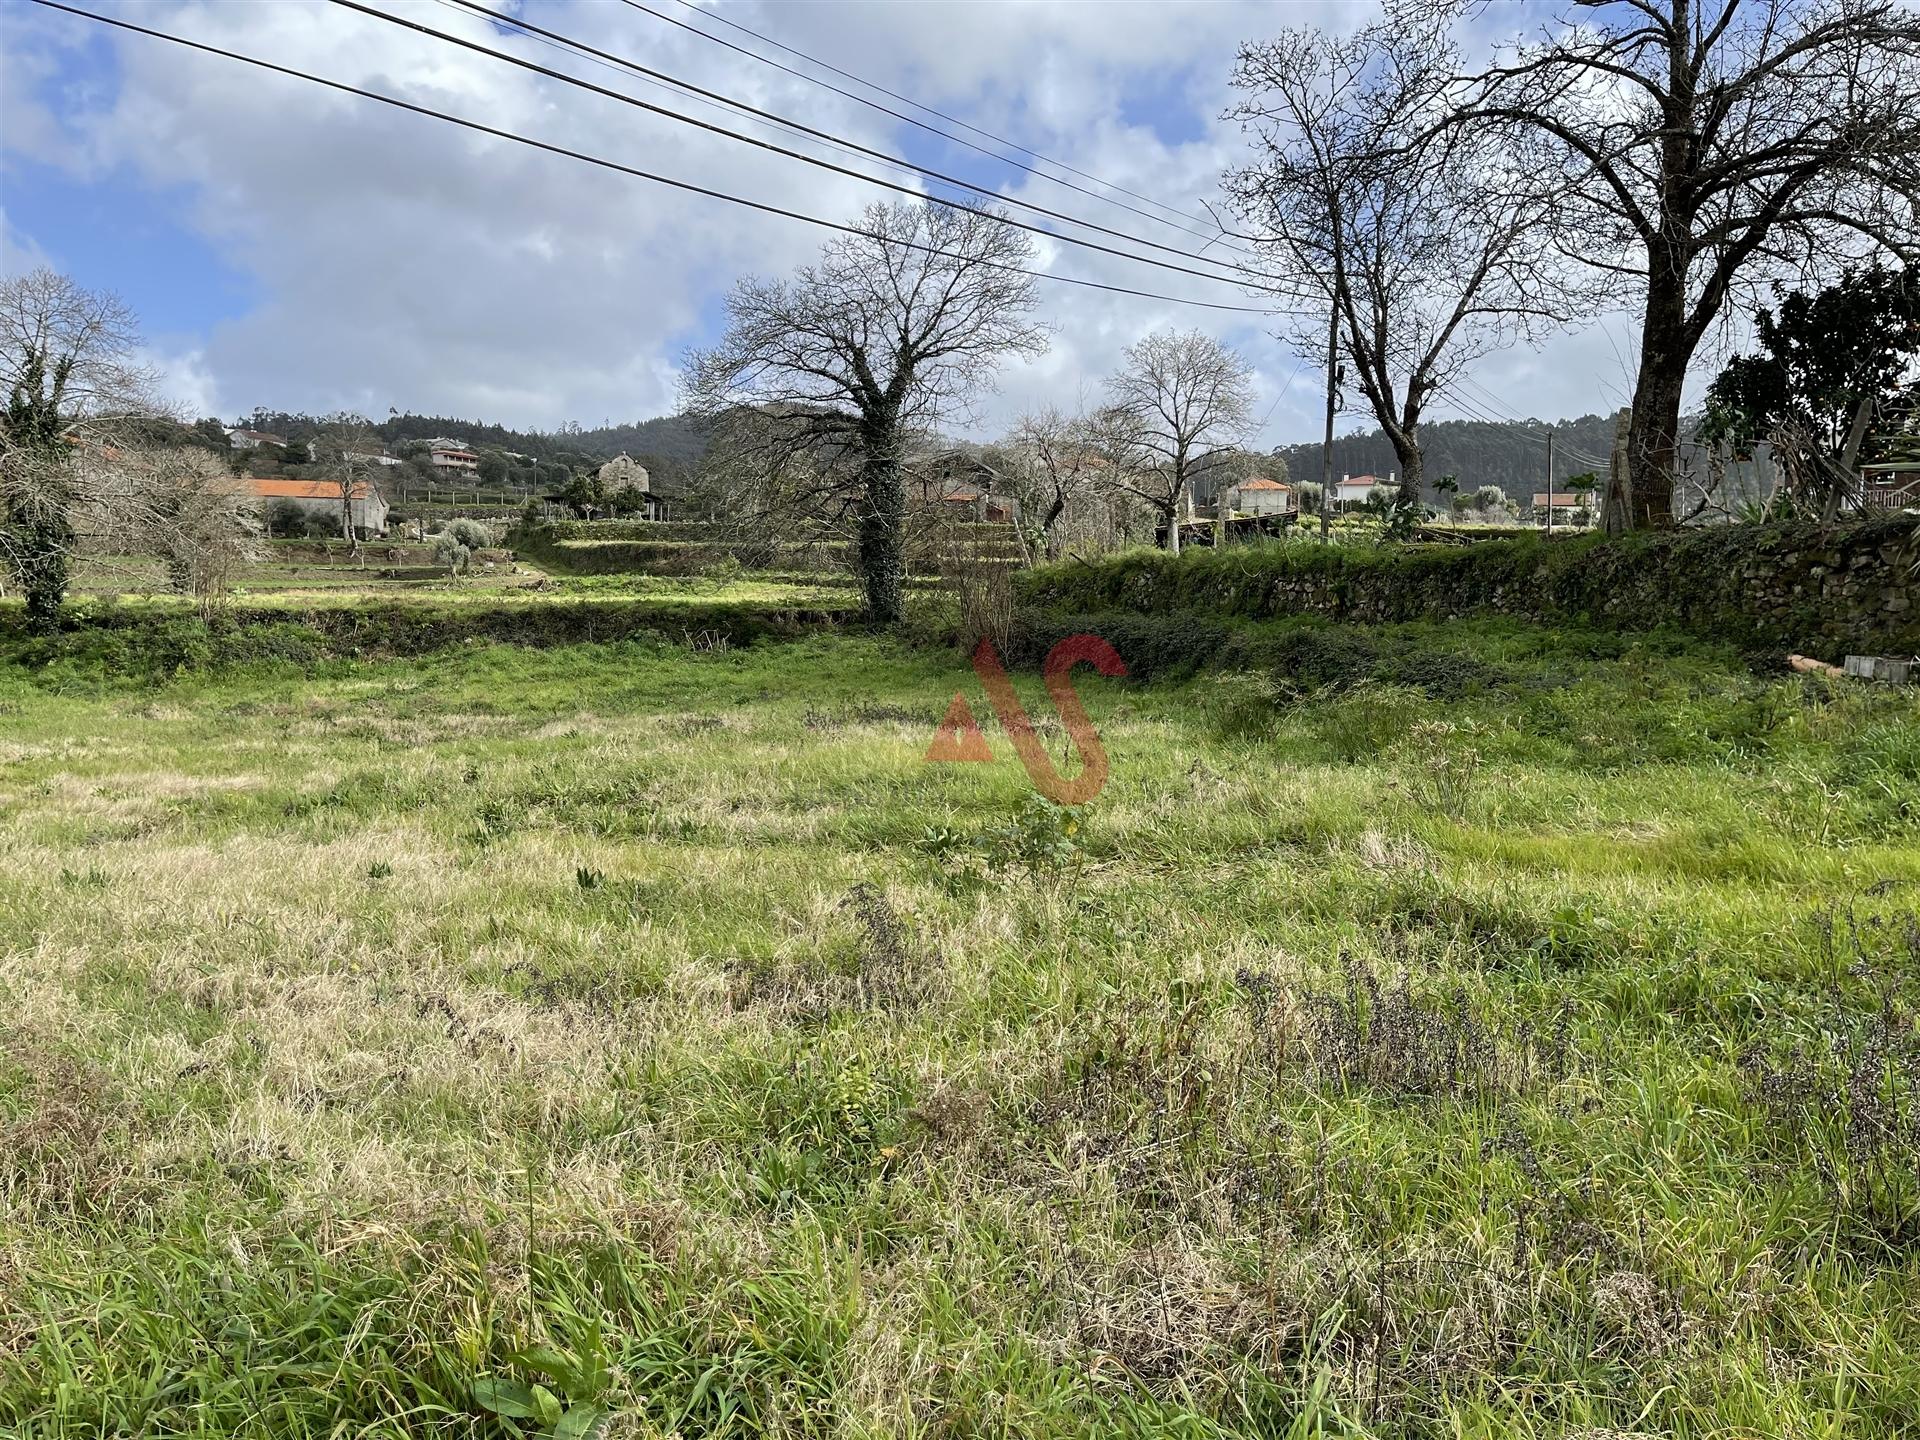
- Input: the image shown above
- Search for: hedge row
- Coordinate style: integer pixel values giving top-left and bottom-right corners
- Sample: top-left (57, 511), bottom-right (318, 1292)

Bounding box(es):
top-left (534, 520), bottom-right (718, 543)
top-left (1016, 519), bottom-right (1919, 657)
top-left (1000, 607), bottom-right (1726, 690)
top-left (0, 599), bottom-right (853, 684)
top-left (512, 523), bottom-right (851, 576)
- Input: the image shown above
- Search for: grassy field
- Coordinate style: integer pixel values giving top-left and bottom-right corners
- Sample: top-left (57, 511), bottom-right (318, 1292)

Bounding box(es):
top-left (65, 554), bottom-right (866, 611)
top-left (3, 592), bottom-right (1918, 1437)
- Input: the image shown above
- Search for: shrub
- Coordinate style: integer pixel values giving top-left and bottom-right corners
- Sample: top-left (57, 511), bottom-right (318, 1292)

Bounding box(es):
top-left (265, 498), bottom-right (307, 538)
top-left (431, 518), bottom-right (491, 575)
top-left (1394, 718), bottom-right (1484, 818)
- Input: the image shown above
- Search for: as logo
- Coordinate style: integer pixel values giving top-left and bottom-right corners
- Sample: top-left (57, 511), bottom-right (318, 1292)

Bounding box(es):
top-left (924, 635), bottom-right (1126, 804)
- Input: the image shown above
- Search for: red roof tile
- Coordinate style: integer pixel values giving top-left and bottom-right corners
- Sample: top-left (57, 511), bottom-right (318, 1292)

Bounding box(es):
top-left (249, 477), bottom-right (376, 501)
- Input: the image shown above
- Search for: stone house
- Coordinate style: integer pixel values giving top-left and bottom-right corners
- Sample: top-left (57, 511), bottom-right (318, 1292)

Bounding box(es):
top-left (250, 476), bottom-right (390, 536)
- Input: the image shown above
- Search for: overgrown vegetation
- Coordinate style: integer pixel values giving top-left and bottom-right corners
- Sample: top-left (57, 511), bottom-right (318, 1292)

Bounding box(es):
top-left (3, 588), bottom-right (1918, 1436)
top-left (1016, 517), bottom-right (1920, 657)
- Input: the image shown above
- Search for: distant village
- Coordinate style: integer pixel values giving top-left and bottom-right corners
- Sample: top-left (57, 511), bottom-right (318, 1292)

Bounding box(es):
top-left (222, 427), bottom-right (669, 539)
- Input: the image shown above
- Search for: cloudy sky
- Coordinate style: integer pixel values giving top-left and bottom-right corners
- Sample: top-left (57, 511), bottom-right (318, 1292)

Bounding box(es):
top-left (3, 0), bottom-right (1660, 447)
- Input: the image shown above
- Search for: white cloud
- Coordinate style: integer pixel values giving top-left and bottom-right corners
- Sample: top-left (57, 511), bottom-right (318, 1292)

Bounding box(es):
top-left (2, 0), bottom-right (1658, 445)
top-left (0, 207), bottom-right (56, 277)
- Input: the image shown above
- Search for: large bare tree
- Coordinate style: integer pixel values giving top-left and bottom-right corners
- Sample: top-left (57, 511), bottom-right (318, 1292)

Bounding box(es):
top-left (1101, 330), bottom-right (1257, 554)
top-left (1005, 404), bottom-right (1141, 560)
top-left (1406, 0), bottom-right (1920, 527)
top-left (1, 269), bottom-right (160, 630)
top-left (684, 201), bottom-right (1046, 622)
top-left (1225, 20), bottom-right (1574, 509)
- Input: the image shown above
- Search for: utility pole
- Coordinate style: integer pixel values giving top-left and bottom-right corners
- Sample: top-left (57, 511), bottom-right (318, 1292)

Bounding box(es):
top-left (1318, 186), bottom-right (1348, 547)
top-left (1546, 426), bottom-right (1555, 537)
top-left (1319, 299), bottom-right (1338, 546)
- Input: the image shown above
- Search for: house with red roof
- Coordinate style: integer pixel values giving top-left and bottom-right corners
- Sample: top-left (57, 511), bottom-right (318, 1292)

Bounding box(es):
top-left (1222, 475), bottom-right (1294, 516)
top-left (248, 476), bottom-right (390, 536)
top-left (1334, 472), bottom-right (1398, 508)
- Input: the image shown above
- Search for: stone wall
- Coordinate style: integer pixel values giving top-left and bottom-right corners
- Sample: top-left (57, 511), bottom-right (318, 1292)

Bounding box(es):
top-left (1017, 518), bottom-right (1919, 657)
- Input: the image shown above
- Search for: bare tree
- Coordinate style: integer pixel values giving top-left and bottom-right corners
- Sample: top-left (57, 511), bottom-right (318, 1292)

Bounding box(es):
top-left (312, 415), bottom-right (382, 555)
top-left (1, 269), bottom-right (161, 630)
top-left (1102, 330), bottom-right (1257, 553)
top-left (138, 448), bottom-right (264, 618)
top-left (0, 268), bottom-right (156, 422)
top-left (684, 201), bottom-right (1047, 621)
top-left (1005, 405), bottom-right (1142, 560)
top-left (1226, 20), bottom-right (1575, 510)
top-left (1404, 0), bottom-right (1920, 527)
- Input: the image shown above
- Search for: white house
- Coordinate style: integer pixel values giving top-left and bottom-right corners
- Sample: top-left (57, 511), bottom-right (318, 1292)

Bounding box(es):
top-left (1531, 491), bottom-right (1589, 521)
top-left (1223, 476), bottom-right (1294, 516)
top-left (1335, 472), bottom-right (1397, 508)
top-left (227, 428), bottom-right (286, 451)
top-left (427, 440), bottom-right (479, 473)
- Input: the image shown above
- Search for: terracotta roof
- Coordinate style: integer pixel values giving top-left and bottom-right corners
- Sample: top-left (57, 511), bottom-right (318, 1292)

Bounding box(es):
top-left (1238, 477), bottom-right (1290, 491)
top-left (944, 490), bottom-right (983, 502)
top-left (1532, 493), bottom-right (1585, 506)
top-left (249, 477), bottom-right (377, 501)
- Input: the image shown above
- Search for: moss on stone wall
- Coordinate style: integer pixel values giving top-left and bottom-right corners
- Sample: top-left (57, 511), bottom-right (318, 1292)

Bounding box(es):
top-left (1016, 519), bottom-right (1919, 657)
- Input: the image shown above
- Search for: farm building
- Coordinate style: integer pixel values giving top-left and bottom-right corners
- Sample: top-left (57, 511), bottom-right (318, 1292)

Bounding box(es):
top-left (249, 476), bottom-right (390, 536)
top-left (1223, 476), bottom-right (1294, 516)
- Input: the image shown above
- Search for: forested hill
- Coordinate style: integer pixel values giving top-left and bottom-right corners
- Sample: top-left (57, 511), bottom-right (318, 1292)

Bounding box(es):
top-left (234, 410), bottom-right (708, 464)
top-left (1271, 414), bottom-right (1623, 499)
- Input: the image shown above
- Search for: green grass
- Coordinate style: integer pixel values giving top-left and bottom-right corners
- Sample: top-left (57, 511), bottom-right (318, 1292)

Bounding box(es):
top-left (2, 596), bottom-right (1918, 1437)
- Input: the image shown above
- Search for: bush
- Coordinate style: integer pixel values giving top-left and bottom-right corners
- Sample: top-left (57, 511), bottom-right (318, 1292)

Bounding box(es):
top-left (265, 499), bottom-right (307, 538)
top-left (431, 518), bottom-right (492, 575)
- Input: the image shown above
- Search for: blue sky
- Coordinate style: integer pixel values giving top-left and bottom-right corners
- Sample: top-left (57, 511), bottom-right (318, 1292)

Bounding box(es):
top-left (3, 0), bottom-right (1640, 440)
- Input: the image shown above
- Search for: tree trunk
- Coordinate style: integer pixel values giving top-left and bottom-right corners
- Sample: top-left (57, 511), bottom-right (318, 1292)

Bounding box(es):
top-left (1628, 251), bottom-right (1689, 528)
top-left (1389, 437), bottom-right (1424, 512)
top-left (857, 411), bottom-right (906, 624)
top-left (1041, 493), bottom-right (1066, 560)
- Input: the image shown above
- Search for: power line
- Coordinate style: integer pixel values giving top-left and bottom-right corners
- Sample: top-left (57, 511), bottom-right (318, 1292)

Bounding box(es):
top-left (1437, 378), bottom-right (1610, 467)
top-left (425, 0), bottom-right (925, 185)
top-left (1447, 373), bottom-right (1610, 464)
top-left (628, 0), bottom-right (1249, 255)
top-left (331, 0), bottom-right (1295, 301)
top-left (28, 0), bottom-right (1280, 315)
top-left (430, 0), bottom-right (1289, 295)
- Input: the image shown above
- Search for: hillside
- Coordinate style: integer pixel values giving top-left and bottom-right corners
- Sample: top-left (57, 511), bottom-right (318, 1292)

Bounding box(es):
top-left (232, 410), bottom-right (709, 466)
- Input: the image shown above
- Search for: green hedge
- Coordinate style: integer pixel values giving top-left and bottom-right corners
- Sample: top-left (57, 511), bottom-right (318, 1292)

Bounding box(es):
top-left (0, 599), bottom-right (854, 685)
top-left (1016, 519), bottom-right (1919, 657)
top-left (534, 519), bottom-right (719, 543)
top-left (511, 523), bottom-right (851, 576)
